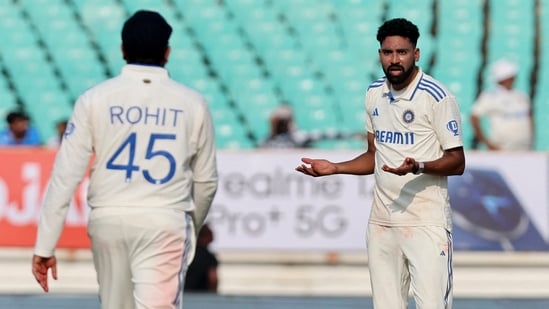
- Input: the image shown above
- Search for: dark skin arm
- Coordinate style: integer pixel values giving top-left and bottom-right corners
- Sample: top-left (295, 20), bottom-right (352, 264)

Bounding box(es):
top-left (382, 146), bottom-right (465, 176)
top-left (296, 133), bottom-right (376, 176)
top-left (296, 133), bottom-right (465, 177)
top-left (471, 114), bottom-right (499, 151)
top-left (207, 267), bottom-right (219, 292)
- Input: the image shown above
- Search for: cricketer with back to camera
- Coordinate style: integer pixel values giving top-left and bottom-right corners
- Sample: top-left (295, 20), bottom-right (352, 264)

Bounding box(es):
top-left (31, 10), bottom-right (218, 309)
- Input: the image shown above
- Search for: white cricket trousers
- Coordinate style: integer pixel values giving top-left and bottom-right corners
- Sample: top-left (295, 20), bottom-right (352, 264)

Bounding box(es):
top-left (367, 224), bottom-right (453, 309)
top-left (87, 207), bottom-right (194, 309)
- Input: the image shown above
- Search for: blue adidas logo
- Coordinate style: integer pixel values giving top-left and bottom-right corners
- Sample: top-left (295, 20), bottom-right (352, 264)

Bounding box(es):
top-left (372, 108), bottom-right (379, 116)
top-left (440, 251), bottom-right (446, 256)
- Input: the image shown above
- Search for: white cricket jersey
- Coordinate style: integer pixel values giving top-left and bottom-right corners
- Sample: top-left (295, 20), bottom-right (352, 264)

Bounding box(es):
top-left (34, 64), bottom-right (218, 257)
top-left (471, 85), bottom-right (532, 150)
top-left (365, 68), bottom-right (463, 230)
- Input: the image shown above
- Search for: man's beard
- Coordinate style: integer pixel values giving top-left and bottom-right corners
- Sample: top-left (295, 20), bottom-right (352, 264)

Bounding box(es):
top-left (13, 130), bottom-right (27, 139)
top-left (384, 64), bottom-right (416, 86)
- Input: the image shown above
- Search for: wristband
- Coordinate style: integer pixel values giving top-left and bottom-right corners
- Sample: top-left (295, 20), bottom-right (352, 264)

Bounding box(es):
top-left (413, 161), bottom-right (424, 175)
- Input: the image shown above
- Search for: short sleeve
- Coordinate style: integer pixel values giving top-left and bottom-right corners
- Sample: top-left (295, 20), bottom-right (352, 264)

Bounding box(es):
top-left (432, 95), bottom-right (464, 150)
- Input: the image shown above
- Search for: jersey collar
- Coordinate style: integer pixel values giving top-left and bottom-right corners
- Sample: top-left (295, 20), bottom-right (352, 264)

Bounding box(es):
top-left (382, 67), bottom-right (424, 103)
top-left (122, 64), bottom-right (169, 79)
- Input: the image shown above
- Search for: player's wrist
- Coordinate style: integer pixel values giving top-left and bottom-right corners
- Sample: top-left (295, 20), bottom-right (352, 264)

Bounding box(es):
top-left (413, 161), bottom-right (424, 175)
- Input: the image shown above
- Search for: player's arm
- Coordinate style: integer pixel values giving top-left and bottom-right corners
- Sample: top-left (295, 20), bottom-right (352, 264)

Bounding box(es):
top-left (296, 132), bottom-right (376, 177)
top-left (471, 114), bottom-right (498, 150)
top-left (34, 96), bottom-right (93, 256)
top-left (32, 255), bottom-right (57, 292)
top-left (192, 181), bottom-right (217, 231)
top-left (470, 94), bottom-right (499, 150)
top-left (32, 95), bottom-right (93, 291)
top-left (415, 146), bottom-right (465, 176)
top-left (207, 266), bottom-right (219, 292)
top-left (421, 95), bottom-right (466, 175)
top-left (382, 146), bottom-right (465, 176)
top-left (190, 102), bottom-right (218, 231)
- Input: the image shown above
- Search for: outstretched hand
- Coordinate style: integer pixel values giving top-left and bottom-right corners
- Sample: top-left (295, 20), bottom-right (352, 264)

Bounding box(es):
top-left (32, 254), bottom-right (57, 292)
top-left (382, 157), bottom-right (418, 176)
top-left (295, 157), bottom-right (337, 177)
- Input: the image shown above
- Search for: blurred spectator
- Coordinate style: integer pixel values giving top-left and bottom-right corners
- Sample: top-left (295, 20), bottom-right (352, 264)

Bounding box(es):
top-left (0, 110), bottom-right (42, 146)
top-left (470, 59), bottom-right (533, 151)
top-left (260, 104), bottom-right (363, 148)
top-left (184, 223), bottom-right (219, 293)
top-left (46, 119), bottom-right (69, 148)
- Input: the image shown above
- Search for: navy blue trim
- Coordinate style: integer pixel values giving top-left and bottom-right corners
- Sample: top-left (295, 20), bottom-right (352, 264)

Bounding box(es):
top-left (444, 231), bottom-right (454, 308)
top-left (421, 78), bottom-right (446, 97)
top-left (418, 86), bottom-right (443, 102)
top-left (410, 73), bottom-right (422, 100)
top-left (368, 77), bottom-right (386, 90)
top-left (415, 75), bottom-right (448, 103)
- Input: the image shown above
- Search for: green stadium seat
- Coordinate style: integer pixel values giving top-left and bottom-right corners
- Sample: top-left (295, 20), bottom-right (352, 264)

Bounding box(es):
top-left (0, 86), bottom-right (19, 121)
top-left (23, 89), bottom-right (73, 142)
top-left (166, 39), bottom-right (208, 82)
top-left (123, 0), bottom-right (175, 15)
top-left (201, 86), bottom-right (230, 110)
top-left (0, 0), bottom-right (546, 150)
top-left (210, 107), bottom-right (254, 149)
top-left (486, 0), bottom-right (534, 94)
top-left (231, 78), bottom-right (280, 140)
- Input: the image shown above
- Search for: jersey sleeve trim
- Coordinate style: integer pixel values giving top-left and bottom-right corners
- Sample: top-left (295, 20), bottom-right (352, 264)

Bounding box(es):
top-left (367, 77), bottom-right (386, 90)
top-left (415, 75), bottom-right (448, 103)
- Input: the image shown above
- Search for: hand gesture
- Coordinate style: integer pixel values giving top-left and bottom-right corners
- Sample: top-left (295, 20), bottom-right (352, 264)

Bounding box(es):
top-left (295, 157), bottom-right (337, 177)
top-left (32, 254), bottom-right (57, 292)
top-left (382, 157), bottom-right (418, 176)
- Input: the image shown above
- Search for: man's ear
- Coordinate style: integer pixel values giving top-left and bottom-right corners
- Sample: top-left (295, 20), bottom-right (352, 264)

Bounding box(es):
top-left (163, 46), bottom-right (171, 65)
top-left (121, 44), bottom-right (127, 61)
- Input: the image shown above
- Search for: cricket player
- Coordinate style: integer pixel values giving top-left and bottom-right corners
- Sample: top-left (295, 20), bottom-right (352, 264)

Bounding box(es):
top-left (296, 18), bottom-right (465, 308)
top-left (471, 58), bottom-right (533, 151)
top-left (31, 10), bottom-right (218, 309)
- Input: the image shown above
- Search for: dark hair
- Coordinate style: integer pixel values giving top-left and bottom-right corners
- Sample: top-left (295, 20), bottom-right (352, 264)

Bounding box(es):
top-left (6, 111), bottom-right (29, 124)
top-left (376, 18), bottom-right (420, 46)
top-left (121, 10), bottom-right (172, 66)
